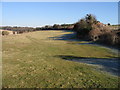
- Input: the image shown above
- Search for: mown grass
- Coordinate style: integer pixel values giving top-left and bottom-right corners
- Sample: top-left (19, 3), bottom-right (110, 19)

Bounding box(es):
top-left (2, 31), bottom-right (119, 88)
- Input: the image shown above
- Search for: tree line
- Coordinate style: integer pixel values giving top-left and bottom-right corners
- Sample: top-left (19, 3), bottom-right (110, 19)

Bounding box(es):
top-left (36, 24), bottom-right (74, 30)
top-left (1, 24), bottom-right (74, 32)
top-left (1, 24), bottom-right (74, 35)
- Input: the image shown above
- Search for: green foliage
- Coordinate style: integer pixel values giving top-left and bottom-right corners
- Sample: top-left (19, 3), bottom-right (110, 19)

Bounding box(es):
top-left (2, 31), bottom-right (9, 35)
top-left (73, 14), bottom-right (98, 38)
top-left (85, 14), bottom-right (97, 25)
top-left (53, 24), bottom-right (61, 29)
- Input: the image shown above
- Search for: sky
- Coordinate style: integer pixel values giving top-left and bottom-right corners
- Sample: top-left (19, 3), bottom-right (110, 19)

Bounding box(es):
top-left (1, 2), bottom-right (118, 27)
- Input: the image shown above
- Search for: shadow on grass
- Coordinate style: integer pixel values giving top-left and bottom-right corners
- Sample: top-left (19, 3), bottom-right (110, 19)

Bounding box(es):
top-left (49, 32), bottom-right (79, 41)
top-left (49, 31), bottom-right (119, 76)
top-left (55, 55), bottom-right (120, 76)
top-left (49, 31), bottom-right (120, 51)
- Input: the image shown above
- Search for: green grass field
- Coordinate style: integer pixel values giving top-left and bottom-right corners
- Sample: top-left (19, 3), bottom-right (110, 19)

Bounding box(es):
top-left (2, 30), bottom-right (119, 88)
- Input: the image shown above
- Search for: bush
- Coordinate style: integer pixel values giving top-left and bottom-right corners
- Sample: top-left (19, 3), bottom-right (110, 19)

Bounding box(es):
top-left (53, 24), bottom-right (61, 30)
top-left (2, 31), bottom-right (9, 35)
top-left (73, 14), bottom-right (98, 39)
top-left (97, 32), bottom-right (119, 45)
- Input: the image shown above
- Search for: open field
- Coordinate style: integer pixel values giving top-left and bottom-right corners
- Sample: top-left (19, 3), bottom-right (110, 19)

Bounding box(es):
top-left (2, 30), bottom-right (119, 88)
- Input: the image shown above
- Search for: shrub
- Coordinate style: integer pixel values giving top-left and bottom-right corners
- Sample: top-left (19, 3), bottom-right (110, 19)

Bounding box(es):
top-left (2, 31), bottom-right (9, 35)
top-left (98, 32), bottom-right (119, 45)
top-left (53, 24), bottom-right (61, 30)
top-left (73, 14), bottom-right (98, 39)
top-left (73, 14), bottom-right (112, 41)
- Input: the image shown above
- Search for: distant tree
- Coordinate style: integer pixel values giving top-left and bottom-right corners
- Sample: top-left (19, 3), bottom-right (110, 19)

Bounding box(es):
top-left (35, 27), bottom-right (41, 31)
top-left (108, 23), bottom-right (111, 26)
top-left (53, 24), bottom-right (60, 29)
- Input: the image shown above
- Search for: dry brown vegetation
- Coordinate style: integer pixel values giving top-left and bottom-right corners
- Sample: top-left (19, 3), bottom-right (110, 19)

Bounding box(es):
top-left (73, 14), bottom-right (120, 47)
